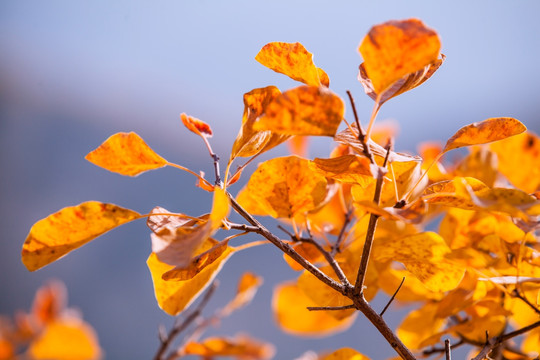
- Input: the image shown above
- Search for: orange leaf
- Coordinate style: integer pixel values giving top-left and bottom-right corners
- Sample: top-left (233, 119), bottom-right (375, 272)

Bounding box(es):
top-left (397, 303), bottom-right (445, 350)
top-left (490, 131), bottom-right (540, 193)
top-left (223, 272), bottom-right (264, 313)
top-left (320, 348), bottom-right (371, 360)
top-left (180, 113), bottom-right (213, 138)
top-left (22, 202), bottom-right (140, 271)
top-left (359, 19), bottom-right (441, 94)
top-left (272, 282), bottom-right (356, 337)
top-left (254, 85), bottom-right (344, 137)
top-left (358, 54), bottom-right (445, 106)
top-left (31, 280), bottom-right (67, 326)
top-left (442, 117), bottom-right (526, 153)
top-left (147, 238), bottom-right (233, 316)
top-left (85, 132), bottom-right (167, 176)
top-left (28, 318), bottom-right (102, 360)
top-left (255, 42), bottom-right (329, 87)
top-left (311, 155), bottom-right (373, 184)
top-left (184, 334), bottom-right (275, 360)
top-left (236, 156), bottom-right (329, 218)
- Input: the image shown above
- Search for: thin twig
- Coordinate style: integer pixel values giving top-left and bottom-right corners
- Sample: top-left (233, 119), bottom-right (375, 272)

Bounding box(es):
top-left (379, 277), bottom-right (405, 317)
top-left (331, 208), bottom-right (354, 257)
top-left (227, 222), bottom-right (261, 233)
top-left (307, 304), bottom-right (355, 311)
top-left (512, 288), bottom-right (540, 315)
top-left (422, 339), bottom-right (465, 357)
top-left (353, 141), bottom-right (392, 296)
top-left (153, 281), bottom-right (218, 360)
top-left (445, 339), bottom-right (451, 360)
top-left (346, 90), bottom-right (374, 164)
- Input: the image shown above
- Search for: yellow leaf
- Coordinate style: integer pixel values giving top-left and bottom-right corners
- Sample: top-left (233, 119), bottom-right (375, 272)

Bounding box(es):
top-left (231, 86), bottom-right (289, 160)
top-left (237, 156), bottom-right (329, 218)
top-left (255, 42), bottom-right (328, 87)
top-left (358, 54), bottom-right (445, 106)
top-left (184, 334), bottom-right (275, 360)
top-left (373, 232), bottom-right (465, 292)
top-left (223, 272), bottom-right (264, 313)
top-left (254, 85), bottom-right (344, 137)
top-left (85, 132), bottom-right (167, 176)
top-left (147, 239), bottom-right (233, 316)
top-left (397, 303), bottom-right (445, 350)
top-left (272, 282), bottom-right (356, 337)
top-left (22, 202), bottom-right (140, 271)
top-left (311, 155), bottom-right (373, 184)
top-left (490, 131), bottom-right (540, 193)
top-left (423, 177), bottom-right (488, 211)
top-left (283, 242), bottom-right (325, 271)
top-left (28, 319), bottom-right (102, 360)
top-left (151, 187), bottom-right (229, 267)
top-left (376, 263), bottom-right (442, 302)
top-left (454, 147), bottom-right (498, 187)
top-left (450, 315), bottom-right (506, 343)
top-left (180, 113), bottom-right (213, 138)
top-left (442, 117), bottom-right (526, 153)
top-left (320, 348), bottom-right (371, 360)
top-left (359, 19), bottom-right (441, 94)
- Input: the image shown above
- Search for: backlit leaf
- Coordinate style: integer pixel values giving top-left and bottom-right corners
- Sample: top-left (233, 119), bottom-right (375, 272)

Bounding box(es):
top-left (22, 202), bottom-right (140, 271)
top-left (450, 315), bottom-right (506, 343)
top-left (311, 155), bottom-right (373, 184)
top-left (254, 85), bottom-right (344, 137)
top-left (180, 113), bottom-right (213, 138)
top-left (397, 303), bottom-right (445, 350)
top-left (237, 156), bottom-right (328, 218)
top-left (358, 55), bottom-right (445, 106)
top-left (147, 238), bottom-right (233, 316)
top-left (442, 117), bottom-right (526, 153)
top-left (272, 282), bottom-right (356, 337)
top-left (490, 131), bottom-right (540, 193)
top-left (359, 19), bottom-right (441, 94)
top-left (224, 272), bottom-right (264, 313)
top-left (255, 42), bottom-right (328, 87)
top-left (85, 132), bottom-right (167, 176)
top-left (31, 280), bottom-right (67, 326)
top-left (320, 348), bottom-right (371, 360)
top-left (184, 334), bottom-right (275, 360)
top-left (373, 232), bottom-right (465, 292)
top-left (28, 319), bottom-right (102, 360)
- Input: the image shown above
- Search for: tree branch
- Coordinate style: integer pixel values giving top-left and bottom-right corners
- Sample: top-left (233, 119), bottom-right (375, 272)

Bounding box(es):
top-left (331, 207), bottom-right (354, 257)
top-left (307, 304), bottom-right (355, 311)
top-left (379, 277), bottom-right (405, 317)
top-left (346, 90), bottom-right (374, 164)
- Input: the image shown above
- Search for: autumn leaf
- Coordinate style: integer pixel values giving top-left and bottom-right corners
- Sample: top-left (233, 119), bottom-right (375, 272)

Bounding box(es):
top-left (28, 318), bottom-right (102, 360)
top-left (31, 280), bottom-right (67, 326)
top-left (272, 282), bottom-right (356, 337)
top-left (255, 42), bottom-right (329, 87)
top-left (22, 202), bottom-right (140, 271)
top-left (310, 155), bottom-right (373, 184)
top-left (222, 272), bottom-right (264, 314)
top-left (359, 19), bottom-right (441, 95)
top-left (442, 117), bottom-right (526, 153)
top-left (180, 113), bottom-right (213, 138)
top-left (320, 348), bottom-right (371, 360)
top-left (236, 156), bottom-right (329, 218)
top-left (253, 85), bottom-right (344, 137)
top-left (397, 303), bottom-right (445, 350)
top-left (85, 132), bottom-right (167, 176)
top-left (183, 334), bottom-right (275, 360)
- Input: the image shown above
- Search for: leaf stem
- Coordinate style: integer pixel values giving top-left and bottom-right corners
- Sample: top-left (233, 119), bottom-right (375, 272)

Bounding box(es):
top-left (166, 162), bottom-right (213, 187)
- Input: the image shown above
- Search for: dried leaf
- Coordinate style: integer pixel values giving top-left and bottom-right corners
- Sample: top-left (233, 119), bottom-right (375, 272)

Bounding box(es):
top-left (22, 202), bottom-right (140, 271)
top-left (184, 334), bottom-right (275, 360)
top-left (180, 113), bottom-right (213, 138)
top-left (272, 282), bottom-right (356, 337)
top-left (311, 155), bottom-right (373, 184)
top-left (490, 131), bottom-right (540, 193)
top-left (28, 318), bottom-right (102, 360)
top-left (236, 156), bottom-right (329, 218)
top-left (358, 55), bottom-right (445, 105)
top-left (255, 42), bottom-right (328, 87)
top-left (359, 19), bottom-right (441, 94)
top-left (254, 85), bottom-right (344, 137)
top-left (320, 348), bottom-right (371, 360)
top-left (442, 117), bottom-right (526, 153)
top-left (85, 132), bottom-right (167, 176)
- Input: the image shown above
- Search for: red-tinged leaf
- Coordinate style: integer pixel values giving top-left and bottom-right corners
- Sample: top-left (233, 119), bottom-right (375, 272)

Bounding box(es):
top-left (180, 113), bottom-right (213, 138)
top-left (183, 334), bottom-right (275, 360)
top-left (254, 85), bottom-right (344, 137)
top-left (359, 19), bottom-right (441, 94)
top-left (85, 132), bottom-right (167, 176)
top-left (442, 117), bottom-right (526, 153)
top-left (22, 202), bottom-right (140, 271)
top-left (31, 280), bottom-right (67, 326)
top-left (255, 42), bottom-right (329, 87)
top-left (310, 155), bottom-right (373, 184)
top-left (358, 55), bottom-right (445, 106)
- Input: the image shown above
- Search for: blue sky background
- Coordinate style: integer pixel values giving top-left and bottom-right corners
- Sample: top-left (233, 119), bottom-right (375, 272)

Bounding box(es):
top-left (1, 1), bottom-right (540, 359)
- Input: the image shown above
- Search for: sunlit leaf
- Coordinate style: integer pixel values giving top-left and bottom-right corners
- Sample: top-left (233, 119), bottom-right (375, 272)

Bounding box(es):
top-left (359, 18), bottom-right (441, 94)
top-left (272, 282), bottom-right (356, 337)
top-left (287, 136), bottom-right (310, 158)
top-left (237, 156), bottom-right (329, 218)
top-left (358, 55), bottom-right (445, 106)
top-left (28, 319), bottom-right (102, 360)
top-left (283, 242), bottom-right (325, 271)
top-left (180, 113), bottom-right (213, 138)
top-left (442, 117), bottom-right (526, 153)
top-left (310, 155), bottom-right (373, 184)
top-left (397, 303), bottom-right (445, 350)
top-left (423, 177), bottom-right (488, 210)
top-left (454, 147), bottom-right (498, 187)
top-left (320, 348), bottom-right (371, 360)
top-left (224, 272), bottom-right (263, 313)
top-left (85, 132), bottom-right (167, 176)
top-left (376, 263), bottom-right (443, 302)
top-left (22, 202), bottom-right (140, 271)
top-left (184, 334), bottom-right (275, 360)
top-left (490, 131), bottom-right (540, 193)
top-left (450, 314), bottom-right (506, 343)
top-left (373, 232), bottom-right (465, 292)
top-left (255, 42), bottom-right (328, 87)
top-left (254, 85), bottom-right (344, 137)
top-left (147, 238), bottom-right (233, 316)
top-left (31, 280), bottom-right (67, 326)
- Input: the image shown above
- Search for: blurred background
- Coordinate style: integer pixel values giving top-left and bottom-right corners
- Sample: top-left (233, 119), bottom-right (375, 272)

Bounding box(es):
top-left (1, 1), bottom-right (540, 359)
